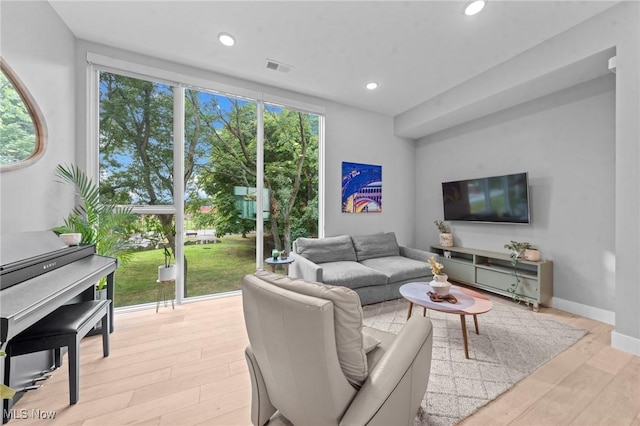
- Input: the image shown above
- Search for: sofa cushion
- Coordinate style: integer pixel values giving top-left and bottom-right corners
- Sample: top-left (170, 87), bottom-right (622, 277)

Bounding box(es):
top-left (351, 232), bottom-right (400, 261)
top-left (295, 235), bottom-right (357, 264)
top-left (363, 333), bottom-right (381, 353)
top-left (360, 256), bottom-right (431, 282)
top-left (320, 261), bottom-right (388, 289)
top-left (253, 270), bottom-right (369, 387)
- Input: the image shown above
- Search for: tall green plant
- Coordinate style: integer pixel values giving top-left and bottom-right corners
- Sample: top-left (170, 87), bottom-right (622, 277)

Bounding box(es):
top-left (54, 164), bottom-right (136, 289)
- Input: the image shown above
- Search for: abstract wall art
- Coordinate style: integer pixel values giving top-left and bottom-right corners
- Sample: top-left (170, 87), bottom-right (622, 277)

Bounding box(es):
top-left (341, 162), bottom-right (382, 213)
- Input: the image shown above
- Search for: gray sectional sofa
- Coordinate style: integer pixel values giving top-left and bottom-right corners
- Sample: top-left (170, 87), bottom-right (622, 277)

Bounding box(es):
top-left (288, 232), bottom-right (438, 305)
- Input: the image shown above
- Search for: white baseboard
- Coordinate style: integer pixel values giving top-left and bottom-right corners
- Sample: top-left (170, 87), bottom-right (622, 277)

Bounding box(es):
top-left (611, 331), bottom-right (640, 356)
top-left (551, 296), bottom-right (615, 325)
top-left (551, 297), bottom-right (640, 356)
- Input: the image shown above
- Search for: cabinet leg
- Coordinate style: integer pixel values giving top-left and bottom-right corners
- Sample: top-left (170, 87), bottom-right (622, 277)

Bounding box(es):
top-left (533, 302), bottom-right (539, 313)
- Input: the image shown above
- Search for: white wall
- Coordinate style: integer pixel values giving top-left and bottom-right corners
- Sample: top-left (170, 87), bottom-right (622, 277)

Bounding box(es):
top-left (0, 1), bottom-right (76, 235)
top-left (416, 76), bottom-right (615, 311)
top-left (408, 1), bottom-right (639, 354)
top-left (324, 104), bottom-right (417, 246)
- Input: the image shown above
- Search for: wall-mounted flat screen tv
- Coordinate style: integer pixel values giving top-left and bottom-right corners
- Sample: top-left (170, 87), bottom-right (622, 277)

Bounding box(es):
top-left (442, 172), bottom-right (530, 224)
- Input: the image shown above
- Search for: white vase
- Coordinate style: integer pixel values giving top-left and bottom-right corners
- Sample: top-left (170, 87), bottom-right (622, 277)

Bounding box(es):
top-left (439, 233), bottom-right (453, 247)
top-left (430, 275), bottom-right (452, 295)
top-left (158, 265), bottom-right (177, 282)
top-left (434, 273), bottom-right (448, 282)
top-left (95, 288), bottom-right (107, 300)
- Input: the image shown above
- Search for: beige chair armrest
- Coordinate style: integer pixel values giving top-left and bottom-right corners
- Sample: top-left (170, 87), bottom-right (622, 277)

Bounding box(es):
top-left (339, 316), bottom-right (433, 426)
top-left (288, 252), bottom-right (323, 282)
top-left (400, 246), bottom-right (439, 263)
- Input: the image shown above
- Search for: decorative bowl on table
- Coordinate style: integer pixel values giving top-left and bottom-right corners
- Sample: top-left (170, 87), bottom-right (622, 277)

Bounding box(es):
top-left (430, 279), bottom-right (452, 296)
top-left (59, 233), bottom-right (81, 246)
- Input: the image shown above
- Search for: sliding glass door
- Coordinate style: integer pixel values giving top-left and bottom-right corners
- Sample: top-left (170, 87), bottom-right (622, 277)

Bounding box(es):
top-left (182, 88), bottom-right (258, 298)
top-left (262, 103), bottom-right (319, 264)
top-left (96, 67), bottom-right (321, 308)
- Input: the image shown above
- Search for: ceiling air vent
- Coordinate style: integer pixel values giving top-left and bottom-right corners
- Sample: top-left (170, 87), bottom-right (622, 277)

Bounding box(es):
top-left (266, 59), bottom-right (292, 73)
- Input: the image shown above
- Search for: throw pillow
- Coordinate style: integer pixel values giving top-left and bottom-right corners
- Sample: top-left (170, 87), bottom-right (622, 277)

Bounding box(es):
top-left (295, 235), bottom-right (357, 264)
top-left (351, 232), bottom-right (400, 261)
top-left (253, 270), bottom-right (368, 387)
top-left (363, 332), bottom-right (381, 353)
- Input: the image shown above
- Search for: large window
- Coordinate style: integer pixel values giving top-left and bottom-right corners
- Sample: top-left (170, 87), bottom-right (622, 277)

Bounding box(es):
top-left (183, 88), bottom-right (259, 298)
top-left (263, 104), bottom-right (319, 259)
top-left (99, 73), bottom-right (174, 206)
top-left (95, 66), bottom-right (321, 308)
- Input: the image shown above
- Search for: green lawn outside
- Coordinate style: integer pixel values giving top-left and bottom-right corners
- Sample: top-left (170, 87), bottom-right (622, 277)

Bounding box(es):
top-left (114, 234), bottom-right (257, 307)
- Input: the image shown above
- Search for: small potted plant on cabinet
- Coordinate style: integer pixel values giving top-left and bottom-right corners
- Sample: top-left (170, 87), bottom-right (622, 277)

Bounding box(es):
top-left (523, 247), bottom-right (541, 261)
top-left (158, 246), bottom-right (177, 282)
top-left (434, 220), bottom-right (453, 247)
top-left (504, 241), bottom-right (540, 260)
top-left (503, 240), bottom-right (536, 304)
top-left (504, 240), bottom-right (531, 259)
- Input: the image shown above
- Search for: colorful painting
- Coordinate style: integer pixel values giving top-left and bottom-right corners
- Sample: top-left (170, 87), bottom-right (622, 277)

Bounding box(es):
top-left (341, 162), bottom-right (382, 213)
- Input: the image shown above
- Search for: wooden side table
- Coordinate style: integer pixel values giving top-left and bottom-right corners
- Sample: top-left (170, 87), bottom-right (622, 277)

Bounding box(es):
top-left (264, 257), bottom-right (295, 274)
top-left (156, 280), bottom-right (175, 313)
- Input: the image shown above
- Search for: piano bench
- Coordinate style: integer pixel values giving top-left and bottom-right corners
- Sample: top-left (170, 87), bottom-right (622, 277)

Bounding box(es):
top-left (4, 300), bottom-right (111, 405)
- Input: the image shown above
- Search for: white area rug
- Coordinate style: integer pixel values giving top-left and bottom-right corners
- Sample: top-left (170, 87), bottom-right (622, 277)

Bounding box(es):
top-left (362, 296), bottom-right (587, 426)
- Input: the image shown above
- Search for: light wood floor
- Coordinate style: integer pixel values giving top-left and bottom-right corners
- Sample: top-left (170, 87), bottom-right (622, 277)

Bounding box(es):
top-left (11, 293), bottom-right (640, 425)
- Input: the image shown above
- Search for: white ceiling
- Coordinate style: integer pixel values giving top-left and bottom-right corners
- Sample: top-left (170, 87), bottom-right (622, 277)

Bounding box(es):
top-left (48, 0), bottom-right (619, 117)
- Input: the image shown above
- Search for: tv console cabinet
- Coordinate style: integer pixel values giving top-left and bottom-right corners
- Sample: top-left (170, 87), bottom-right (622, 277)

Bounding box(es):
top-left (430, 245), bottom-right (553, 312)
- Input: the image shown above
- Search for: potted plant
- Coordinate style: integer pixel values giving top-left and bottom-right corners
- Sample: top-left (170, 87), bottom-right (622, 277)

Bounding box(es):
top-left (503, 241), bottom-right (533, 304)
top-left (158, 245), bottom-right (177, 282)
top-left (434, 220), bottom-right (453, 247)
top-left (504, 240), bottom-right (532, 259)
top-left (53, 164), bottom-right (135, 299)
top-left (523, 247), bottom-right (541, 261)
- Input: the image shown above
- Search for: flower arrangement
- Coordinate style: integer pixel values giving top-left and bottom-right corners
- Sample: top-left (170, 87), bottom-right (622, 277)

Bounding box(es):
top-left (427, 256), bottom-right (444, 276)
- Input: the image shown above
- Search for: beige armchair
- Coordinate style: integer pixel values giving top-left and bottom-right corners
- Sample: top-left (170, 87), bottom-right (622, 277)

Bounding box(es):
top-left (243, 271), bottom-right (433, 426)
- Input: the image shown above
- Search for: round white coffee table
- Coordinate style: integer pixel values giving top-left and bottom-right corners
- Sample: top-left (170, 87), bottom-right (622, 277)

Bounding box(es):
top-left (400, 282), bottom-right (493, 359)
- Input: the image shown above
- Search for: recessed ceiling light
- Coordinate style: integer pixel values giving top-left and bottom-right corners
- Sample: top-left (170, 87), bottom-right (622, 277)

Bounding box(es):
top-left (218, 32), bottom-right (235, 47)
top-left (366, 82), bottom-right (379, 90)
top-left (464, 0), bottom-right (486, 16)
